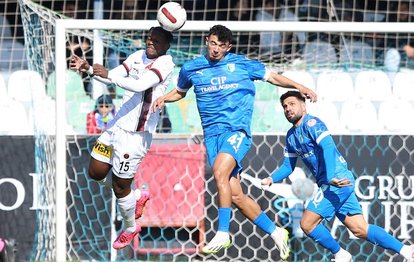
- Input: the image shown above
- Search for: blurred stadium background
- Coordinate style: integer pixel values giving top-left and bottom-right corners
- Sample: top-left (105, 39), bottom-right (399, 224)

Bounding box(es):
top-left (0, 0), bottom-right (414, 261)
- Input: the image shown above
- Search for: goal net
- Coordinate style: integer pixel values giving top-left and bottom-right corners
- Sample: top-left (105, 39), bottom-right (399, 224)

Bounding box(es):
top-left (18, 0), bottom-right (414, 261)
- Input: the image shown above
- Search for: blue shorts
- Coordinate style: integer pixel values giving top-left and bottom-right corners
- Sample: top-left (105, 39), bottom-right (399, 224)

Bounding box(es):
top-left (305, 184), bottom-right (362, 222)
top-left (204, 130), bottom-right (252, 177)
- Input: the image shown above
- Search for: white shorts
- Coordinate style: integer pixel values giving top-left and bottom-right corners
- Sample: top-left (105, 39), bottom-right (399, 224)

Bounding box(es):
top-left (90, 124), bottom-right (152, 179)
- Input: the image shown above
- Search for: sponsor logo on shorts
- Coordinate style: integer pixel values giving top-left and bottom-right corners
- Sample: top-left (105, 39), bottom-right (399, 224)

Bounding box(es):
top-left (93, 141), bottom-right (112, 158)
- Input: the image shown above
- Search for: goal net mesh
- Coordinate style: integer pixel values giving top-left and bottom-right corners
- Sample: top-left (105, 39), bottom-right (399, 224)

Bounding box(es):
top-left (18, 0), bottom-right (414, 261)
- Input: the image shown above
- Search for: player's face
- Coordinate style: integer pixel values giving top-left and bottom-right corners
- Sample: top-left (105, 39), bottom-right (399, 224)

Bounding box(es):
top-left (282, 96), bottom-right (306, 126)
top-left (205, 35), bottom-right (232, 62)
top-left (145, 31), bottom-right (170, 59)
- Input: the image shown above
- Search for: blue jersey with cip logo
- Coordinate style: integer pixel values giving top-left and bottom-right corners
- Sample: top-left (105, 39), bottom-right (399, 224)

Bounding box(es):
top-left (285, 114), bottom-right (353, 186)
top-left (177, 52), bottom-right (268, 138)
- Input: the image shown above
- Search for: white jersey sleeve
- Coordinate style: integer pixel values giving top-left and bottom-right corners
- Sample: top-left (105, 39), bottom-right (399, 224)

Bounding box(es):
top-left (108, 50), bottom-right (175, 133)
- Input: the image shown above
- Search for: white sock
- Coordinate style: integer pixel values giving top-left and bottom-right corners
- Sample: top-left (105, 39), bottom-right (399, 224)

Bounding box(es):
top-left (400, 245), bottom-right (412, 260)
top-left (97, 176), bottom-right (112, 189)
top-left (118, 190), bottom-right (136, 233)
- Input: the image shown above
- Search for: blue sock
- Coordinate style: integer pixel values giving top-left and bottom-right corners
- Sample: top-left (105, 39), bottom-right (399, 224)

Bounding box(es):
top-left (253, 211), bottom-right (276, 235)
top-left (366, 224), bottom-right (403, 253)
top-left (218, 207), bottom-right (231, 232)
top-left (308, 224), bottom-right (341, 254)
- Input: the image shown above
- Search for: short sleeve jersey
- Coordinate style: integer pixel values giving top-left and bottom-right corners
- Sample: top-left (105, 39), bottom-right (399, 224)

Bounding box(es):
top-left (284, 114), bottom-right (353, 186)
top-left (177, 52), bottom-right (269, 138)
top-left (111, 50), bottom-right (174, 133)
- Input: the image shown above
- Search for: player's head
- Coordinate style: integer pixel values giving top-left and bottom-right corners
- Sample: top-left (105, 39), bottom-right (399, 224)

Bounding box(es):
top-left (205, 24), bottom-right (233, 62)
top-left (145, 26), bottom-right (173, 59)
top-left (280, 91), bottom-right (306, 126)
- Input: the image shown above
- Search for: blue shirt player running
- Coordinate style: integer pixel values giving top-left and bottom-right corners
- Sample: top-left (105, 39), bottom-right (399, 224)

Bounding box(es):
top-left (152, 25), bottom-right (317, 259)
top-left (261, 91), bottom-right (414, 262)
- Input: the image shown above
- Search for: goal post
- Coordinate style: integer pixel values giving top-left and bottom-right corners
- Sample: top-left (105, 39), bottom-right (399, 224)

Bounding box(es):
top-left (54, 19), bottom-right (414, 261)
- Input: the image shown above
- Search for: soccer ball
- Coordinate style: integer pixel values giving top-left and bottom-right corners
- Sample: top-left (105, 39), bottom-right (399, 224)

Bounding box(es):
top-left (291, 177), bottom-right (315, 200)
top-left (157, 2), bottom-right (187, 32)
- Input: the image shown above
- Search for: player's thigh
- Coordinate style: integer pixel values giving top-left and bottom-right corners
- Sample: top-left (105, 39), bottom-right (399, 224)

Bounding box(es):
top-left (301, 209), bottom-right (324, 233)
top-left (111, 129), bottom-right (152, 179)
top-left (305, 185), bottom-right (336, 221)
top-left (89, 131), bottom-right (114, 180)
top-left (89, 156), bottom-right (111, 180)
top-left (337, 192), bottom-right (366, 237)
top-left (342, 214), bottom-right (368, 239)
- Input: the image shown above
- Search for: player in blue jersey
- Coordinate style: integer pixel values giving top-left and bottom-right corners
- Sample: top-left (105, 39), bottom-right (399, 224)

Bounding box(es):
top-left (261, 91), bottom-right (414, 262)
top-left (152, 25), bottom-right (317, 259)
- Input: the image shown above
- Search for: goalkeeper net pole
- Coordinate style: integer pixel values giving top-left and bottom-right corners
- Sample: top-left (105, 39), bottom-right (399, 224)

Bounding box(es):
top-left (19, 0), bottom-right (414, 258)
top-left (55, 19), bottom-right (414, 261)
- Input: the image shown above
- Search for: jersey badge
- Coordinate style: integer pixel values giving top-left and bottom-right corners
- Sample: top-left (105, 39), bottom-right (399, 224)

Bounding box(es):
top-left (226, 63), bottom-right (235, 72)
top-left (307, 118), bottom-right (317, 127)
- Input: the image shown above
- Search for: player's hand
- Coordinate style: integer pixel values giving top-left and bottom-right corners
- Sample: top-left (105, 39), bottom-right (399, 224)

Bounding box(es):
top-left (69, 54), bottom-right (90, 73)
top-left (151, 96), bottom-right (166, 113)
top-left (299, 86), bottom-right (317, 103)
top-left (330, 178), bottom-right (352, 187)
top-left (92, 64), bottom-right (108, 78)
top-left (260, 177), bottom-right (272, 190)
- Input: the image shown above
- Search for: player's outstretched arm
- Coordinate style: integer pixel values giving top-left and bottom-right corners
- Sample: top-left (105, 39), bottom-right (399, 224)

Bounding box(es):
top-left (267, 71), bottom-right (317, 102)
top-left (69, 54), bottom-right (90, 73)
top-left (151, 89), bottom-right (186, 113)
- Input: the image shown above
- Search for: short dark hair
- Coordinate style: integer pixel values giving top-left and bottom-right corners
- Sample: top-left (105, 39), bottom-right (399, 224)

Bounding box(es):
top-left (208, 25), bottom-right (233, 44)
top-left (280, 91), bottom-right (305, 104)
top-left (149, 26), bottom-right (173, 43)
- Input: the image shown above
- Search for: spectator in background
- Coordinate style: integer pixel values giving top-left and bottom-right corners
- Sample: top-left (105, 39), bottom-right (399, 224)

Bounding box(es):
top-left (62, 0), bottom-right (93, 96)
top-left (255, 0), bottom-right (282, 57)
top-left (87, 94), bottom-right (116, 134)
top-left (225, 0), bottom-right (258, 55)
top-left (106, 0), bottom-right (146, 70)
top-left (383, 1), bottom-right (414, 71)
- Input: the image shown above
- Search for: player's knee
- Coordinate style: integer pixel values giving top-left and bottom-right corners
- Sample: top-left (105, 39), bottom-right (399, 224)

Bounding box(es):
top-left (350, 225), bottom-right (368, 239)
top-left (300, 219), bottom-right (315, 235)
top-left (212, 170), bottom-right (229, 187)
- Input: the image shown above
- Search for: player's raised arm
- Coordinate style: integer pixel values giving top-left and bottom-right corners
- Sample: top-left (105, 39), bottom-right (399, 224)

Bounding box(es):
top-left (69, 54), bottom-right (90, 73)
top-left (267, 71), bottom-right (317, 102)
top-left (151, 88), bottom-right (187, 113)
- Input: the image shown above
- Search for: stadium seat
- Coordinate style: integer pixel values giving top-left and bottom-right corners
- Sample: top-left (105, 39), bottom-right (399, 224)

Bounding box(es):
top-left (0, 73), bottom-right (7, 101)
top-left (339, 98), bottom-right (380, 134)
top-left (392, 71), bottom-right (414, 101)
top-left (303, 41), bottom-right (337, 66)
top-left (252, 101), bottom-right (290, 134)
top-left (166, 102), bottom-right (186, 133)
top-left (7, 70), bottom-right (46, 102)
top-left (66, 96), bottom-right (95, 134)
top-left (0, 16), bottom-right (28, 70)
top-left (316, 70), bottom-right (354, 102)
top-left (354, 70), bottom-right (392, 102)
top-left (307, 100), bottom-right (341, 133)
top-left (377, 98), bottom-right (414, 134)
top-left (0, 98), bottom-right (32, 135)
top-left (339, 39), bottom-right (375, 66)
top-left (255, 80), bottom-right (278, 101)
top-left (185, 101), bottom-right (202, 133)
top-left (280, 71), bottom-right (316, 95)
top-left (46, 70), bottom-right (87, 100)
